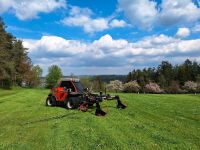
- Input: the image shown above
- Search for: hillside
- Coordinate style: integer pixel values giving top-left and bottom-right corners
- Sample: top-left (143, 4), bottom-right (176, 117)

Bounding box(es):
top-left (0, 89), bottom-right (199, 149)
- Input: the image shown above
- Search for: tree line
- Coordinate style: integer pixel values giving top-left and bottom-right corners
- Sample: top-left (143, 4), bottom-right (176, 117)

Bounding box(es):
top-left (124, 59), bottom-right (200, 93)
top-left (0, 18), bottom-right (42, 89)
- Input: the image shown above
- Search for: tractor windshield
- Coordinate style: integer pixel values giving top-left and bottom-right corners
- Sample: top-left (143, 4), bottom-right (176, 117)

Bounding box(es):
top-left (73, 82), bottom-right (85, 93)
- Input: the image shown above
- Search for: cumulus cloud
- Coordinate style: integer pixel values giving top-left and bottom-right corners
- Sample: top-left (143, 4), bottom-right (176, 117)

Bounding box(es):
top-left (109, 19), bottom-right (128, 28)
top-left (176, 28), bottom-right (190, 38)
top-left (118, 0), bottom-right (158, 29)
top-left (24, 34), bottom-right (200, 58)
top-left (192, 24), bottom-right (200, 33)
top-left (61, 6), bottom-right (127, 33)
top-left (92, 34), bottom-right (128, 53)
top-left (61, 6), bottom-right (108, 33)
top-left (23, 34), bottom-right (200, 75)
top-left (0, 0), bottom-right (66, 20)
top-left (62, 15), bottom-right (109, 34)
top-left (159, 0), bottom-right (200, 26)
top-left (69, 6), bottom-right (92, 16)
top-left (23, 36), bottom-right (87, 56)
top-left (118, 0), bottom-right (200, 29)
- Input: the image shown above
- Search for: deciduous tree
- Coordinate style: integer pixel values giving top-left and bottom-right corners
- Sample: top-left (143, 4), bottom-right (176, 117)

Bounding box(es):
top-left (46, 65), bottom-right (63, 88)
top-left (107, 80), bottom-right (123, 92)
top-left (123, 81), bottom-right (141, 93)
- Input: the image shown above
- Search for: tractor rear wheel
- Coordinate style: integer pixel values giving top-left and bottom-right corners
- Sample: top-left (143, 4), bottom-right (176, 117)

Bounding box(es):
top-left (65, 97), bottom-right (80, 109)
top-left (46, 96), bottom-right (56, 107)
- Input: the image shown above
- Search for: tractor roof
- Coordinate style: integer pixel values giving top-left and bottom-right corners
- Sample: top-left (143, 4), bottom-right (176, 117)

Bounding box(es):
top-left (59, 78), bottom-right (80, 82)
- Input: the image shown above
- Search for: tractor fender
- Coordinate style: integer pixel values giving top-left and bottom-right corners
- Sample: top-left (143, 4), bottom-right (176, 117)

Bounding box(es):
top-left (48, 93), bottom-right (52, 97)
top-left (46, 94), bottom-right (57, 106)
top-left (48, 93), bottom-right (57, 101)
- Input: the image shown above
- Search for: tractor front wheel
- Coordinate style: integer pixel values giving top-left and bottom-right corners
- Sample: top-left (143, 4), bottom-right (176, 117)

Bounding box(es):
top-left (46, 96), bottom-right (56, 107)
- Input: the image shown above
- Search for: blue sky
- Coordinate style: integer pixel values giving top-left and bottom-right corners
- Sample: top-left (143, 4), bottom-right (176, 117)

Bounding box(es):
top-left (1, 0), bottom-right (200, 75)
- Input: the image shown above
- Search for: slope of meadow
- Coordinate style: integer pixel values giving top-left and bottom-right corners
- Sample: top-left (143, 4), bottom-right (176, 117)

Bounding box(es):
top-left (0, 88), bottom-right (199, 150)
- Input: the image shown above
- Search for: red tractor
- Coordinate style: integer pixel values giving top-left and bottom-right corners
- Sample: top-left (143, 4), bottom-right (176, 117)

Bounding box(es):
top-left (46, 78), bottom-right (126, 116)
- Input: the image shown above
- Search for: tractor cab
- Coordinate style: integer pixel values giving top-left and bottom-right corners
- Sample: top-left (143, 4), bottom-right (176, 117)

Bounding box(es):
top-left (55, 78), bottom-right (84, 93)
top-left (51, 78), bottom-right (84, 102)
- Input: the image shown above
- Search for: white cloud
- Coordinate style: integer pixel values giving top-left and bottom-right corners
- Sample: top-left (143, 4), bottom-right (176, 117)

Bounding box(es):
top-left (23, 34), bottom-right (200, 75)
top-left (61, 6), bottom-right (109, 33)
top-left (176, 28), bottom-right (190, 38)
top-left (118, 0), bottom-right (158, 29)
top-left (177, 39), bottom-right (200, 53)
top-left (92, 34), bottom-right (128, 52)
top-left (62, 15), bottom-right (109, 34)
top-left (192, 24), bottom-right (200, 33)
top-left (0, 0), bottom-right (66, 20)
top-left (118, 0), bottom-right (200, 29)
top-left (69, 6), bottom-right (93, 16)
top-left (159, 0), bottom-right (200, 26)
top-left (109, 19), bottom-right (127, 28)
top-left (23, 36), bottom-right (87, 55)
top-left (24, 34), bottom-right (200, 58)
top-left (61, 6), bottom-right (127, 33)
top-left (0, 0), bottom-right (13, 14)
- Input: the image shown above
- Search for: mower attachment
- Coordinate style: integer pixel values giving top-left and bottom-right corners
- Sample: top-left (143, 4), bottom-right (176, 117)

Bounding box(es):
top-left (117, 99), bottom-right (127, 109)
top-left (95, 102), bottom-right (106, 116)
top-left (80, 91), bottom-right (127, 116)
top-left (114, 96), bottom-right (127, 109)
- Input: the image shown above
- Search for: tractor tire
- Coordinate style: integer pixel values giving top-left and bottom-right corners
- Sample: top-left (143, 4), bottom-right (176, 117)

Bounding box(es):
top-left (65, 97), bottom-right (81, 109)
top-left (46, 96), bottom-right (57, 107)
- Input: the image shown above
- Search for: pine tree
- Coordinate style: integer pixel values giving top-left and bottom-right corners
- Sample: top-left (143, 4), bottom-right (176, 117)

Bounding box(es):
top-left (0, 17), bottom-right (39, 88)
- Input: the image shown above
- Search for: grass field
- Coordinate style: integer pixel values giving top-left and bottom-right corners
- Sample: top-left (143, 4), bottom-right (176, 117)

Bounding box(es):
top-left (0, 88), bottom-right (199, 150)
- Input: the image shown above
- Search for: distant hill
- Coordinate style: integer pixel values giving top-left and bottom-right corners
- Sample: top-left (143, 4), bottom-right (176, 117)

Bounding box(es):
top-left (86, 75), bottom-right (127, 83)
top-left (41, 75), bottom-right (127, 83)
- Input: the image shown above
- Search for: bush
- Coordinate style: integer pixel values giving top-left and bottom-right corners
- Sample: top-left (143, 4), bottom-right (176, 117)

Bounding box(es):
top-left (107, 80), bottom-right (123, 92)
top-left (144, 82), bottom-right (164, 93)
top-left (0, 78), bottom-right (12, 89)
top-left (167, 81), bottom-right (186, 94)
top-left (123, 81), bottom-right (141, 93)
top-left (197, 82), bottom-right (200, 92)
top-left (183, 81), bottom-right (198, 93)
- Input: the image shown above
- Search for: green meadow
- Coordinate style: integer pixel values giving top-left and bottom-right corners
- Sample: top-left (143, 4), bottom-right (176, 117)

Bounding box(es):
top-left (0, 88), bottom-right (199, 150)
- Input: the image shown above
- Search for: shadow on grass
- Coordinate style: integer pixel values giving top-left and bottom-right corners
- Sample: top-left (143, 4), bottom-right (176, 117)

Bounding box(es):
top-left (21, 113), bottom-right (78, 126)
top-left (21, 103), bottom-right (127, 125)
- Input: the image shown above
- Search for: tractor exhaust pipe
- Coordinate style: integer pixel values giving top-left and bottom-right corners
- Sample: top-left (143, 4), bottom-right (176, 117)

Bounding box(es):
top-left (95, 102), bottom-right (106, 116)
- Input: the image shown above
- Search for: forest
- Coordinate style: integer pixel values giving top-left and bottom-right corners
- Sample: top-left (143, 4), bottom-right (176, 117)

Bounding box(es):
top-left (0, 18), bottom-right (42, 88)
top-left (124, 60), bottom-right (200, 93)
